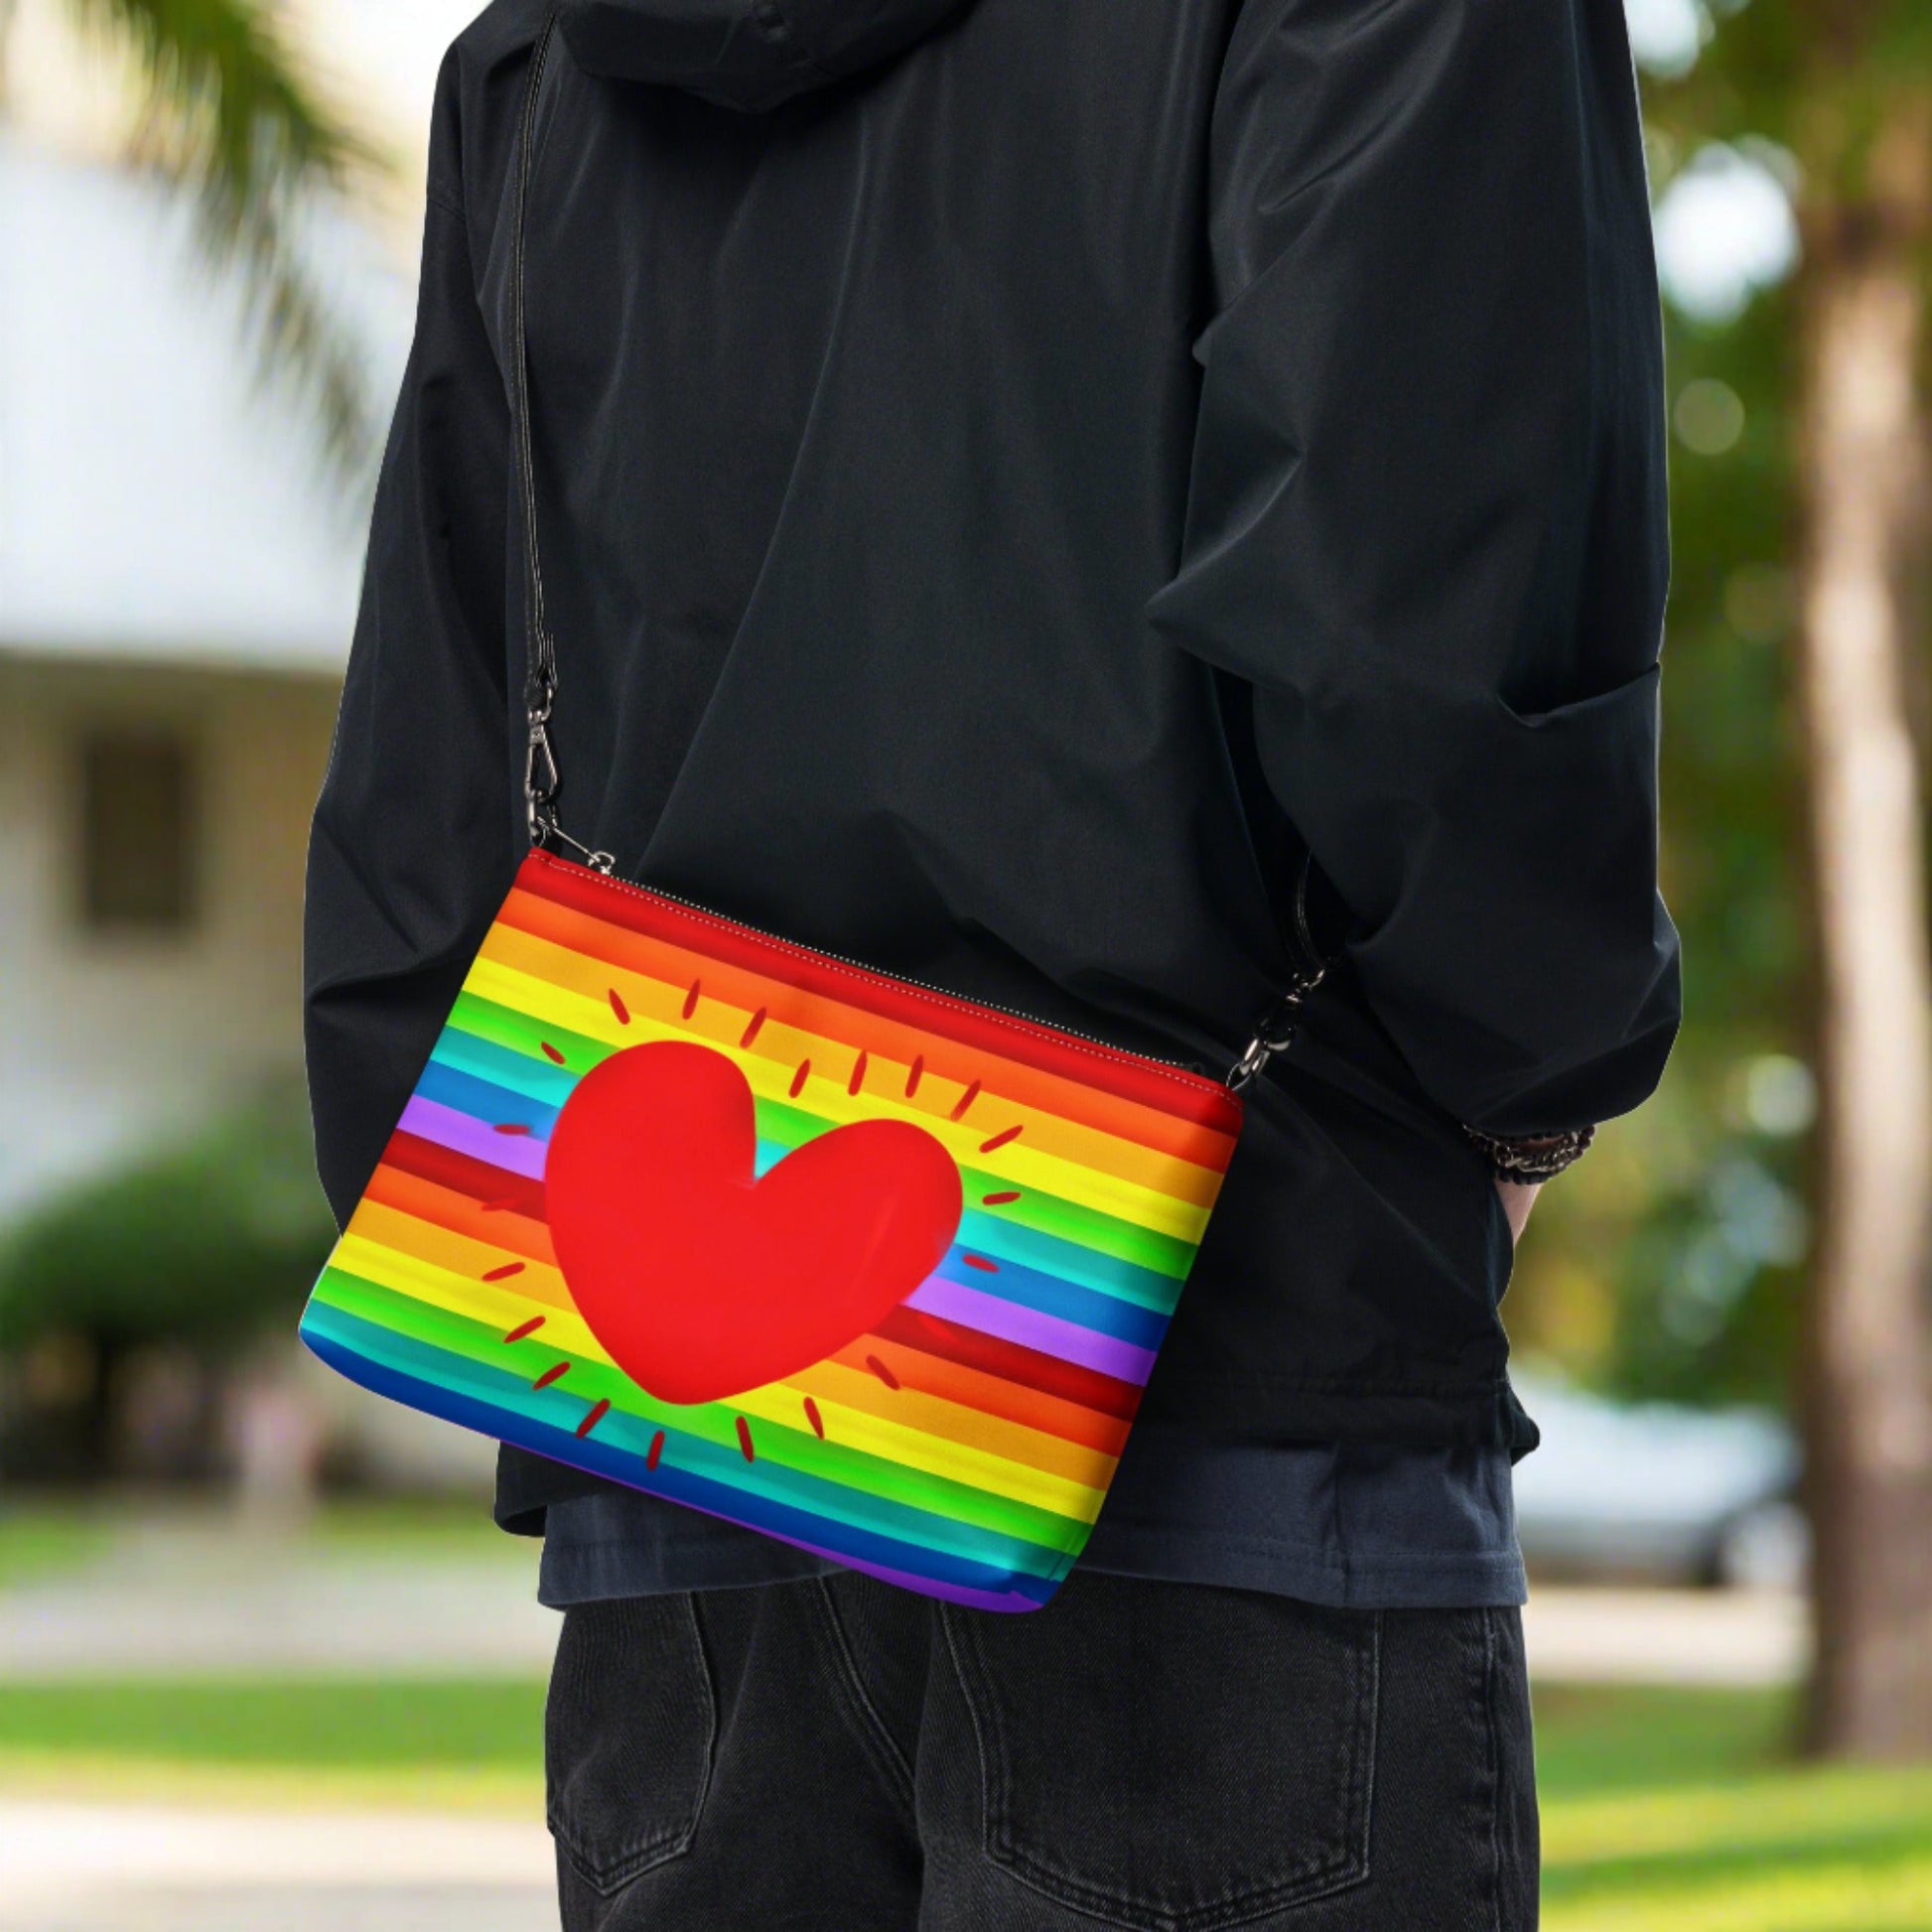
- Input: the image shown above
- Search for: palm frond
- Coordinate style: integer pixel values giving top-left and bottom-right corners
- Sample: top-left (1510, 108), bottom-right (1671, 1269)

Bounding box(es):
top-left (72, 0), bottom-right (391, 481)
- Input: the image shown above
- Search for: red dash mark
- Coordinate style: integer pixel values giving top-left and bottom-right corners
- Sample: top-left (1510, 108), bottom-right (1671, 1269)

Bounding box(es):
top-left (682, 978), bottom-right (702, 1020)
top-left (982, 1190), bottom-right (1022, 1205)
top-left (962, 1254), bottom-right (999, 1273)
top-left (576, 1399), bottom-right (612, 1440)
top-left (979, 1124), bottom-right (1023, 1154)
top-left (802, 1396), bottom-right (825, 1440)
top-left (503, 1315), bottom-right (546, 1343)
top-left (848, 1050), bottom-right (869, 1096)
top-left (540, 1041), bottom-right (566, 1065)
top-left (532, 1362), bottom-right (571, 1391)
top-left (608, 988), bottom-right (631, 1025)
top-left (480, 1197), bottom-right (521, 1214)
top-left (949, 1078), bottom-right (983, 1122)
top-left (736, 1416), bottom-right (756, 1461)
top-left (482, 1261), bottom-right (526, 1283)
top-left (789, 1059), bottom-right (811, 1097)
top-left (645, 1430), bottom-right (666, 1471)
top-left (741, 1007), bottom-right (767, 1048)
top-left (493, 1122), bottom-right (533, 1137)
top-left (865, 1353), bottom-right (901, 1391)
top-left (904, 1054), bottom-right (924, 1098)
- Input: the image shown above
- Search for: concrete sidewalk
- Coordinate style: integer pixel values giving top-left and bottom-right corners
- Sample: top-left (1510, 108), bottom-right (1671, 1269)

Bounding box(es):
top-left (0, 1800), bottom-right (556, 1932)
top-left (1, 1517), bottom-right (1808, 1685)
top-left (1524, 1583), bottom-right (1808, 1687)
top-left (0, 1513), bottom-right (556, 1679)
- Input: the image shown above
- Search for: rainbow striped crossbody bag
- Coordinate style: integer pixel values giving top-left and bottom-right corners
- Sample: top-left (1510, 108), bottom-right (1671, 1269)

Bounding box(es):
top-left (297, 16), bottom-right (1320, 1612)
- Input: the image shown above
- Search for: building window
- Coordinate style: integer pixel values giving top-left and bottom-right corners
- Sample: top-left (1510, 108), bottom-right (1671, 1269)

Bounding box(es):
top-left (79, 733), bottom-right (198, 930)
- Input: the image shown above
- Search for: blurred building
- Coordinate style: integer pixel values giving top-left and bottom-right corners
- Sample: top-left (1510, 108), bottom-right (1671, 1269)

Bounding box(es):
top-left (0, 141), bottom-right (407, 1223)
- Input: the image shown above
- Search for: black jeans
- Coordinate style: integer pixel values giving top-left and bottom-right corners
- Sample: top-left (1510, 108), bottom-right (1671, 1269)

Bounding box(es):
top-left (547, 1572), bottom-right (1538, 1931)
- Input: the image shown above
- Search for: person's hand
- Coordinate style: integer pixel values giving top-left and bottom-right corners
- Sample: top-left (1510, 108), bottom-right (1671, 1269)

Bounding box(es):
top-left (1496, 1178), bottom-right (1541, 1245)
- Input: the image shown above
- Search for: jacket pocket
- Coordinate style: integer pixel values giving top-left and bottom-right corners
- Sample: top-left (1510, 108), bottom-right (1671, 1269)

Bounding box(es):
top-left (942, 1575), bottom-right (1377, 1931)
top-left (546, 1594), bottom-right (716, 1894)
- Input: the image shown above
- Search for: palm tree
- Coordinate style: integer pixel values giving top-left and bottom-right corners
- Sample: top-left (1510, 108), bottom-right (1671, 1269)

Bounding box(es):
top-left (1786, 60), bottom-right (1932, 1763)
top-left (1651, 1), bottom-right (1932, 1759)
top-left (12, 0), bottom-right (387, 476)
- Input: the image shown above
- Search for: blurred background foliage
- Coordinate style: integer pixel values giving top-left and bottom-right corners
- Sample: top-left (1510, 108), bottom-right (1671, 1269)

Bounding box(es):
top-left (0, 1082), bottom-right (331, 1358)
top-left (53, 0), bottom-right (388, 473)
top-left (1512, 3), bottom-right (1825, 1414)
top-left (1514, 274), bottom-right (1811, 1412)
top-left (0, 1085), bottom-right (336, 1479)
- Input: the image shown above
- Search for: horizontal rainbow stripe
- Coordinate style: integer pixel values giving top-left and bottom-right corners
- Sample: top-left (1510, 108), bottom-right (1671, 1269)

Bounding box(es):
top-left (301, 850), bottom-right (1243, 1610)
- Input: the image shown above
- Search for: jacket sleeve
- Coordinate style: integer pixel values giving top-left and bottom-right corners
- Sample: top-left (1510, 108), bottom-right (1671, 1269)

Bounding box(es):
top-left (305, 65), bottom-right (517, 1227)
top-left (1149, 0), bottom-right (1680, 1137)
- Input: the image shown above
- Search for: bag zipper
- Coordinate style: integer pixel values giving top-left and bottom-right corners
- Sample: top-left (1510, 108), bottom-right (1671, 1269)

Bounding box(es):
top-left (530, 848), bottom-right (1232, 1092)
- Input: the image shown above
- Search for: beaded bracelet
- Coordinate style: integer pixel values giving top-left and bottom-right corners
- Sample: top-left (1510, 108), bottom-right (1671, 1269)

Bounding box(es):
top-left (1461, 1123), bottom-right (1595, 1184)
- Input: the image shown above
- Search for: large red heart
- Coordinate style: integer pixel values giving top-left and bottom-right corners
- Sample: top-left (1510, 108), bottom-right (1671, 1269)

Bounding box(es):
top-left (544, 1039), bottom-right (962, 1405)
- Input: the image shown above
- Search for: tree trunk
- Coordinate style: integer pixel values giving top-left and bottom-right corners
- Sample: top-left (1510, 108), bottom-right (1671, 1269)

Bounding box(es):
top-left (1796, 98), bottom-right (1932, 1760)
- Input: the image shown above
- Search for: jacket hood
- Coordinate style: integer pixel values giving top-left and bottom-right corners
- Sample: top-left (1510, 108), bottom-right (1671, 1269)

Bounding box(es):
top-left (557, 0), bottom-right (972, 113)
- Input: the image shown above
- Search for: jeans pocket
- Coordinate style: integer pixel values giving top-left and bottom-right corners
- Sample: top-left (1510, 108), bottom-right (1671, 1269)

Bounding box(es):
top-left (943, 1576), bottom-right (1378, 1932)
top-left (546, 1594), bottom-right (716, 1894)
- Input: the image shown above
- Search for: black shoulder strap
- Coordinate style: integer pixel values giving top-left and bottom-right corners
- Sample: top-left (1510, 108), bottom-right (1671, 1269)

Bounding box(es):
top-left (511, 10), bottom-right (557, 708)
top-left (510, 12), bottom-right (611, 865)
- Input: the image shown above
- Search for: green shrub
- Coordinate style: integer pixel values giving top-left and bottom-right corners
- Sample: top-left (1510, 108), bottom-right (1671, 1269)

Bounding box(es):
top-left (0, 1087), bottom-right (337, 1353)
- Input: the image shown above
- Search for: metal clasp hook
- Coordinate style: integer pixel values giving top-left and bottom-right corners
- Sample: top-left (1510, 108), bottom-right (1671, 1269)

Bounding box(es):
top-left (524, 717), bottom-right (561, 844)
top-left (520, 669), bottom-right (616, 872)
top-left (1228, 965), bottom-right (1326, 1092)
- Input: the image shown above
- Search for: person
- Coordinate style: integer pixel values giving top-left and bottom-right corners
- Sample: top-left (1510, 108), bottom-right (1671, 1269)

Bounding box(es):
top-left (305, 0), bottom-right (1678, 1925)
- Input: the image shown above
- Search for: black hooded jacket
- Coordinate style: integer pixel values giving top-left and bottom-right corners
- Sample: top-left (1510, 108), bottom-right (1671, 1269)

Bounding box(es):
top-left (306, 0), bottom-right (1678, 1514)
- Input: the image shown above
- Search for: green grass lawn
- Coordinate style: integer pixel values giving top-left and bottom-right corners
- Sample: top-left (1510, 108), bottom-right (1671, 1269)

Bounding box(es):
top-left (0, 1678), bottom-right (1925, 1923)
top-left (0, 1678), bottom-right (544, 1770)
top-left (0, 1494), bottom-right (514, 1575)
top-left (0, 1508), bottom-right (113, 1587)
top-left (0, 1678), bottom-right (546, 1813)
top-left (1537, 1689), bottom-right (1932, 1928)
